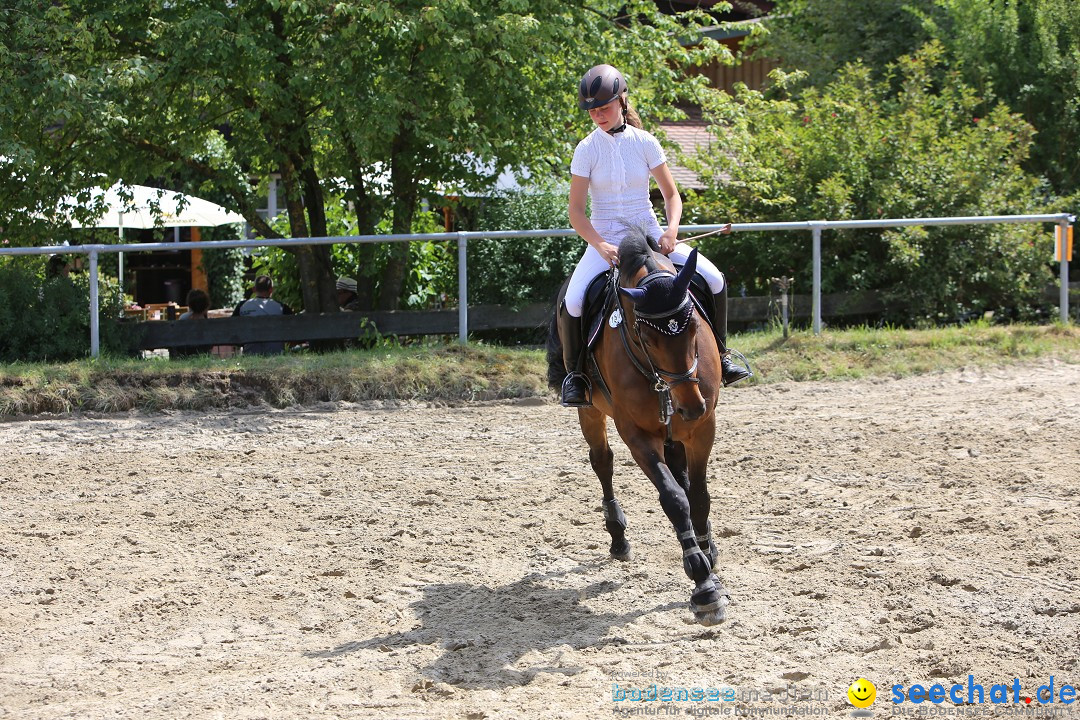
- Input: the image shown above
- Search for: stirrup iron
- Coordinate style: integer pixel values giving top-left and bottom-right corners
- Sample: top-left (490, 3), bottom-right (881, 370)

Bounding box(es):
top-left (721, 349), bottom-right (753, 387)
top-left (560, 372), bottom-right (592, 408)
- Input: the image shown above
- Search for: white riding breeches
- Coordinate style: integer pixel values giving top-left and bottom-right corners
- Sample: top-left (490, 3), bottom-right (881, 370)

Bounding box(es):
top-left (564, 217), bottom-right (727, 318)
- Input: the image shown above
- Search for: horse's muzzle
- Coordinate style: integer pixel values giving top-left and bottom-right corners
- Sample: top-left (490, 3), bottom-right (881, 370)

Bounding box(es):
top-left (677, 398), bottom-right (707, 421)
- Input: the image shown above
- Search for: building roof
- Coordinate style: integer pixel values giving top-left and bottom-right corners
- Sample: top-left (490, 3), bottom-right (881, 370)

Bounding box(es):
top-left (658, 105), bottom-right (714, 190)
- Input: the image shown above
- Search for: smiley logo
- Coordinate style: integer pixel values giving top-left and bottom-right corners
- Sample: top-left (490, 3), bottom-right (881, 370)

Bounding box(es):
top-left (847, 678), bottom-right (876, 708)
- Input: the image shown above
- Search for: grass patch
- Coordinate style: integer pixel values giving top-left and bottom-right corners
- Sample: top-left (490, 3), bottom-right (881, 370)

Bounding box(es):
top-left (0, 323), bottom-right (1077, 417)
top-left (0, 344), bottom-right (550, 417)
top-left (738, 321), bottom-right (1080, 382)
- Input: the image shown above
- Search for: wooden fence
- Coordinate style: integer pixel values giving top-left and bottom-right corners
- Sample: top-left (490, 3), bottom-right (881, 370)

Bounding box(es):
top-left (132, 290), bottom-right (889, 350)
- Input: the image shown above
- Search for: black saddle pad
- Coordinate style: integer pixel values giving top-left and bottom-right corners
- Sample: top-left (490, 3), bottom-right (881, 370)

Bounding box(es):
top-left (582, 270), bottom-right (616, 348)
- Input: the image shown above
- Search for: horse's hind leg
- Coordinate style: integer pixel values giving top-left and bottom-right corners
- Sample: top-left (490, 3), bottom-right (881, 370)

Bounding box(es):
top-left (579, 408), bottom-right (631, 560)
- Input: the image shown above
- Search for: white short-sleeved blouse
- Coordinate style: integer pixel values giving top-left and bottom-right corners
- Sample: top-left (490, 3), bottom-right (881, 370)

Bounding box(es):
top-left (570, 125), bottom-right (667, 227)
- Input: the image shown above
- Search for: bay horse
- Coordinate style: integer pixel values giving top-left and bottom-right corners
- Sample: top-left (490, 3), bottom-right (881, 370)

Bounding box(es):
top-left (546, 225), bottom-right (730, 626)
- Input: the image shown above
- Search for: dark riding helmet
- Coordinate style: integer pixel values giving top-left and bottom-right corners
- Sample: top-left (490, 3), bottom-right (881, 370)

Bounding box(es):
top-left (578, 64), bottom-right (627, 111)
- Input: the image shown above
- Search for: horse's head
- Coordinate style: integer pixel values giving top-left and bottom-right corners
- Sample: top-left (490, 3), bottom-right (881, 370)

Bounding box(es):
top-left (616, 226), bottom-right (709, 421)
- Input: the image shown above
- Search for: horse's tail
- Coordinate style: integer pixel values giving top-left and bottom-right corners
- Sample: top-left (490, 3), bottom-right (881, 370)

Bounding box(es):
top-left (545, 277), bottom-right (571, 391)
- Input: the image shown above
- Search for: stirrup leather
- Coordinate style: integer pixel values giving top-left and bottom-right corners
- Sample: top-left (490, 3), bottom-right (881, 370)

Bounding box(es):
top-left (560, 372), bottom-right (592, 407)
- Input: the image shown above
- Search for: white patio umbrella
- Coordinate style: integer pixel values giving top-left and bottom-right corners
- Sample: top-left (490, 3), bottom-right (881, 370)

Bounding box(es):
top-left (61, 183), bottom-right (245, 228)
top-left (57, 183), bottom-right (246, 281)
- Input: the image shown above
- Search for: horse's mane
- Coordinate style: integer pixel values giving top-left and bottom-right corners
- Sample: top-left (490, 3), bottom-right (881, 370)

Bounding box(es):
top-left (617, 223), bottom-right (663, 281)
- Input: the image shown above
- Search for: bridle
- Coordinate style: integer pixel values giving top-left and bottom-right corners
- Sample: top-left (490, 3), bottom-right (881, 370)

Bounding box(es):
top-left (616, 270), bottom-right (701, 433)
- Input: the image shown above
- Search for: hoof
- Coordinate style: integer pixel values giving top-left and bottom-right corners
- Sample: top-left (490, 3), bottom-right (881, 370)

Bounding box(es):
top-left (690, 574), bottom-right (730, 625)
top-left (693, 605), bottom-right (728, 627)
top-left (610, 539), bottom-right (632, 561)
top-left (690, 594), bottom-right (729, 626)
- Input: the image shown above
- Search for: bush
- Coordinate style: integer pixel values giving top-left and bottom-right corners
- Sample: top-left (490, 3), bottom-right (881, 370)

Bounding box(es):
top-left (467, 180), bottom-right (579, 307)
top-left (0, 257), bottom-right (136, 362)
top-left (757, 0), bottom-right (1080, 199)
top-left (687, 43), bottom-right (1056, 323)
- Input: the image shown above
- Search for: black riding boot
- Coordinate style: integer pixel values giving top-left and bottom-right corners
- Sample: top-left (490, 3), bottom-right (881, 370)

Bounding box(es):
top-left (713, 286), bottom-right (753, 387)
top-left (557, 308), bottom-right (591, 407)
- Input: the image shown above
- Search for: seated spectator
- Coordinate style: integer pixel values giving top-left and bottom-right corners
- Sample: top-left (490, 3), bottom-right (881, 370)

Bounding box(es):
top-left (180, 288), bottom-right (210, 321)
top-left (232, 274), bottom-right (293, 355)
top-left (336, 276), bottom-right (360, 311)
top-left (170, 289), bottom-right (212, 359)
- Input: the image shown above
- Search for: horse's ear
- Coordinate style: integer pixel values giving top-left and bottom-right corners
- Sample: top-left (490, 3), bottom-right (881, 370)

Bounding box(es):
top-left (618, 286), bottom-right (647, 304)
top-left (673, 248), bottom-right (698, 295)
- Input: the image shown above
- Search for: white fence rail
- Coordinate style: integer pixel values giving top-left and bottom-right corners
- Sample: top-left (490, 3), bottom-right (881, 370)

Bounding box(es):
top-left (0, 213), bottom-right (1073, 357)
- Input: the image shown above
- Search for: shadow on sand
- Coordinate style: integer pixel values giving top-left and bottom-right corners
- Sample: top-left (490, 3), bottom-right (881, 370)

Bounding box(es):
top-left (305, 564), bottom-right (682, 689)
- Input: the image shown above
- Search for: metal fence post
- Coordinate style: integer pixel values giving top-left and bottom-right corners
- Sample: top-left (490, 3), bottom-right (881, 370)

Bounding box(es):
top-left (89, 248), bottom-right (100, 358)
top-left (811, 224), bottom-right (822, 335)
top-left (1060, 218), bottom-right (1071, 323)
top-left (457, 232), bottom-right (468, 345)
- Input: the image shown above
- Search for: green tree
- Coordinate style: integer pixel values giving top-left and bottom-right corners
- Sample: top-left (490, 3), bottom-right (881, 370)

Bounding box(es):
top-left (917, 0), bottom-right (1080, 195)
top-left (756, 0), bottom-right (1080, 197)
top-left (1, 1), bottom-right (734, 313)
top-left (752, 0), bottom-right (934, 89)
top-left (688, 45), bottom-right (1053, 322)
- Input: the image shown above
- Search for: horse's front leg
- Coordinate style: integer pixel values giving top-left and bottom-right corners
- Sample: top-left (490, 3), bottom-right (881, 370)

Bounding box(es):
top-left (578, 407), bottom-right (631, 560)
top-left (668, 438), bottom-right (719, 572)
top-left (684, 422), bottom-right (718, 569)
top-left (685, 422), bottom-right (730, 624)
top-left (664, 440), bottom-right (689, 493)
top-left (666, 438), bottom-right (721, 565)
top-left (619, 424), bottom-right (724, 624)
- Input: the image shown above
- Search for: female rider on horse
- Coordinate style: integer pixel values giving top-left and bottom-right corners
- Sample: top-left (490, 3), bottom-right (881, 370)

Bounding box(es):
top-left (558, 63), bottom-right (751, 407)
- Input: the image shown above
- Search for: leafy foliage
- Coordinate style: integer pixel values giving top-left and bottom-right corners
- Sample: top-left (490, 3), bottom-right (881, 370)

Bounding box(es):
top-left (196, 223), bottom-right (247, 310)
top-left (467, 181), bottom-right (578, 307)
top-left (0, 257), bottom-right (135, 362)
top-left (757, 0), bottom-right (1080, 198)
top-left (248, 195), bottom-right (454, 312)
top-left (199, 247), bottom-right (246, 311)
top-left (751, 0), bottom-right (933, 89)
top-left (747, 0), bottom-right (933, 88)
top-left (688, 45), bottom-right (1054, 322)
top-left (0, 0), bottom-right (735, 314)
top-left (919, 0), bottom-right (1080, 195)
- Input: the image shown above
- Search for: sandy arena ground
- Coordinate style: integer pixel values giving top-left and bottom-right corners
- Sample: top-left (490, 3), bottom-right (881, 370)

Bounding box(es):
top-left (1, 361), bottom-right (1078, 719)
